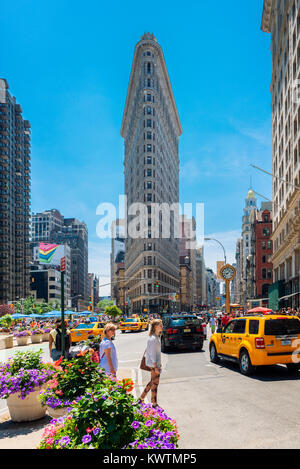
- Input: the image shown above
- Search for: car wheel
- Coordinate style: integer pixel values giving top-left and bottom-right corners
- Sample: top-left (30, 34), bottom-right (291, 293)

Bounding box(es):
top-left (286, 363), bottom-right (300, 374)
top-left (209, 343), bottom-right (219, 363)
top-left (198, 339), bottom-right (204, 351)
top-left (121, 330), bottom-right (125, 334)
top-left (239, 349), bottom-right (254, 376)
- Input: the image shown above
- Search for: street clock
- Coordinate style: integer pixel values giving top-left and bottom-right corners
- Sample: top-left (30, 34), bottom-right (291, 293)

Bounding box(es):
top-left (220, 264), bottom-right (236, 282)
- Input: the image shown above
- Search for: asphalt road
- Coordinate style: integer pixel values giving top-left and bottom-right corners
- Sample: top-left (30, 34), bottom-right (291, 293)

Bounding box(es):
top-left (116, 328), bottom-right (300, 449)
top-left (2, 329), bottom-right (300, 449)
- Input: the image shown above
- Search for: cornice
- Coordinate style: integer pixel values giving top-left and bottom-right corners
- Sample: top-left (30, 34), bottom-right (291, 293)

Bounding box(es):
top-left (121, 35), bottom-right (182, 139)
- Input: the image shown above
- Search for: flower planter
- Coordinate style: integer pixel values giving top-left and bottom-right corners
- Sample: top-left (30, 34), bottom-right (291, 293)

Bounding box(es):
top-left (42, 333), bottom-right (50, 342)
top-left (47, 406), bottom-right (69, 418)
top-left (31, 334), bottom-right (42, 344)
top-left (16, 336), bottom-right (29, 346)
top-left (0, 335), bottom-right (13, 350)
top-left (7, 385), bottom-right (47, 422)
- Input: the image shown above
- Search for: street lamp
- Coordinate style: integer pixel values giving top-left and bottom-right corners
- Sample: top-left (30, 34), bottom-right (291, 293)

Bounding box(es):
top-left (204, 238), bottom-right (227, 265)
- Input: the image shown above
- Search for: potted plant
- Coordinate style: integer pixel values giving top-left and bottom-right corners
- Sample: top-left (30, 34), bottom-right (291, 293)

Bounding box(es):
top-left (39, 352), bottom-right (101, 418)
top-left (30, 328), bottom-right (44, 344)
top-left (42, 328), bottom-right (51, 342)
top-left (38, 372), bottom-right (179, 449)
top-left (0, 350), bottom-right (55, 422)
top-left (13, 329), bottom-right (32, 346)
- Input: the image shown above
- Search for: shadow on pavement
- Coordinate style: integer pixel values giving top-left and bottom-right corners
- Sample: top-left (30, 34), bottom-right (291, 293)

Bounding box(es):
top-left (214, 359), bottom-right (300, 382)
top-left (162, 348), bottom-right (206, 355)
top-left (0, 414), bottom-right (51, 441)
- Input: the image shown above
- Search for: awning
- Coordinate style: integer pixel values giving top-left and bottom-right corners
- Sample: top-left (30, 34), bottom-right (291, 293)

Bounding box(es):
top-left (278, 292), bottom-right (300, 300)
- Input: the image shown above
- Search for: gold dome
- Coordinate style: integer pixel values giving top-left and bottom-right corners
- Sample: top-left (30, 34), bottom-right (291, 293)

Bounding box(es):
top-left (246, 189), bottom-right (256, 199)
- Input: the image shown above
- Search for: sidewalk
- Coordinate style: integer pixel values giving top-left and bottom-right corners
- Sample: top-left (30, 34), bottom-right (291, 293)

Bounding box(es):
top-left (0, 367), bottom-right (133, 449)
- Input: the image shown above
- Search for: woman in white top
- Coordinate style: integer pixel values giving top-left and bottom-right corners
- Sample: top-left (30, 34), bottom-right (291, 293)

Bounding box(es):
top-left (140, 319), bottom-right (163, 408)
top-left (99, 323), bottom-right (118, 376)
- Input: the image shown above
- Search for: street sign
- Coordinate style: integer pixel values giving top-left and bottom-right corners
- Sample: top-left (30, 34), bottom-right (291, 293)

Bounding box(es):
top-left (60, 256), bottom-right (66, 272)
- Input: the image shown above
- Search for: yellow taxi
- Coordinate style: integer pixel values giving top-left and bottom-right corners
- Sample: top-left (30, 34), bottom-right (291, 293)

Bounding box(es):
top-left (70, 322), bottom-right (105, 344)
top-left (209, 314), bottom-right (300, 375)
top-left (119, 316), bottom-right (148, 333)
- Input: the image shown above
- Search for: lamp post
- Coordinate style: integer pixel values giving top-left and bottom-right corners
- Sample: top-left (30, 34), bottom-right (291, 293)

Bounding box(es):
top-left (204, 238), bottom-right (227, 265)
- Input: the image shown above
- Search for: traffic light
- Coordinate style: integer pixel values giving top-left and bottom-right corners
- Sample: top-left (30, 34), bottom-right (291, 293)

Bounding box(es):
top-left (154, 280), bottom-right (159, 289)
top-left (32, 304), bottom-right (35, 309)
top-left (88, 296), bottom-right (93, 312)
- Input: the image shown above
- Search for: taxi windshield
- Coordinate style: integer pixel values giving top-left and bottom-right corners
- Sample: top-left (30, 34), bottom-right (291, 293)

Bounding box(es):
top-left (125, 318), bottom-right (139, 323)
top-left (75, 323), bottom-right (95, 329)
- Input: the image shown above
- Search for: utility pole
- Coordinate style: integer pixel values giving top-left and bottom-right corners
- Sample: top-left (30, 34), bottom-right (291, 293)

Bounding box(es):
top-left (60, 257), bottom-right (66, 358)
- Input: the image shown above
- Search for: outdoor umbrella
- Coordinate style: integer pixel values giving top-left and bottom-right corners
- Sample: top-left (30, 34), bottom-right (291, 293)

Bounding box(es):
top-left (11, 314), bottom-right (28, 319)
top-left (247, 307), bottom-right (273, 314)
top-left (74, 311), bottom-right (91, 316)
top-left (43, 311), bottom-right (62, 317)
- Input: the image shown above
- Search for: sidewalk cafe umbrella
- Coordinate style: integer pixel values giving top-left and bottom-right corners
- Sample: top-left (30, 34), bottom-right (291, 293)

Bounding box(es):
top-left (43, 311), bottom-right (62, 318)
top-left (247, 307), bottom-right (273, 314)
top-left (74, 311), bottom-right (91, 316)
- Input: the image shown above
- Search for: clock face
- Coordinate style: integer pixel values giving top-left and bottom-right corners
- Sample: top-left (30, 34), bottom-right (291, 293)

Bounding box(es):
top-left (221, 266), bottom-right (235, 280)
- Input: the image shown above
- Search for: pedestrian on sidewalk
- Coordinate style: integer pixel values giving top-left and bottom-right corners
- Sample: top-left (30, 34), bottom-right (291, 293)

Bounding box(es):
top-left (210, 315), bottom-right (216, 334)
top-left (49, 319), bottom-right (71, 361)
top-left (99, 323), bottom-right (118, 377)
top-left (139, 318), bottom-right (163, 408)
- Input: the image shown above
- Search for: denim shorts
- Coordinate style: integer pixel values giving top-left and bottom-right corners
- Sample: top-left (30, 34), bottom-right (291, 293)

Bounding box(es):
top-left (51, 349), bottom-right (63, 361)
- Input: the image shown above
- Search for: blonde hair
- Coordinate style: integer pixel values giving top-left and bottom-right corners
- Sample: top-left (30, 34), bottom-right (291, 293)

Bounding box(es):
top-left (149, 319), bottom-right (163, 336)
top-left (104, 323), bottom-right (117, 335)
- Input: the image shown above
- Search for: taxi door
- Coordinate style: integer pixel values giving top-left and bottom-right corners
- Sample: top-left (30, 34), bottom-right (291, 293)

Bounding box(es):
top-left (219, 320), bottom-right (236, 355)
top-left (230, 319), bottom-right (247, 359)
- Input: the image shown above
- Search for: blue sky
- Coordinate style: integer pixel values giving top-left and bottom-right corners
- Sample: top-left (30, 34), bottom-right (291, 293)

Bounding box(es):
top-left (1, 0), bottom-right (271, 294)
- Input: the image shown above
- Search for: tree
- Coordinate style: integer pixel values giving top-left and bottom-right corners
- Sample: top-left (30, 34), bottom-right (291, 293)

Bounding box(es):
top-left (0, 305), bottom-right (15, 318)
top-left (0, 314), bottom-right (13, 329)
top-left (97, 299), bottom-right (114, 312)
top-left (104, 305), bottom-right (122, 319)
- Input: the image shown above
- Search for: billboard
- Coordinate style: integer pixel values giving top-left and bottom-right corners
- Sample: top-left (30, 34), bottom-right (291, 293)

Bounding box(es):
top-left (38, 243), bottom-right (65, 266)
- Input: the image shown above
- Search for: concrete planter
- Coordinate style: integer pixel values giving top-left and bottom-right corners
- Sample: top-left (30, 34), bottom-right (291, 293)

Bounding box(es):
top-left (47, 406), bottom-right (69, 418)
top-left (7, 386), bottom-right (47, 422)
top-left (42, 333), bottom-right (50, 342)
top-left (16, 336), bottom-right (29, 346)
top-left (0, 335), bottom-right (13, 350)
top-left (31, 334), bottom-right (42, 344)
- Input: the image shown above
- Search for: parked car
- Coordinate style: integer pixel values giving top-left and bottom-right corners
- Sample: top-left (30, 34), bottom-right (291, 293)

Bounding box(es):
top-left (209, 314), bottom-right (300, 375)
top-left (161, 314), bottom-right (206, 352)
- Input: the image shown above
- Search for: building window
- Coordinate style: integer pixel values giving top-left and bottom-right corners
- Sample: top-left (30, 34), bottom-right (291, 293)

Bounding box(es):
top-left (147, 94), bottom-right (152, 102)
top-left (147, 157), bottom-right (152, 164)
top-left (262, 268), bottom-right (267, 279)
top-left (262, 241), bottom-right (266, 250)
top-left (147, 119), bottom-right (152, 127)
